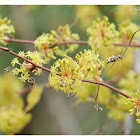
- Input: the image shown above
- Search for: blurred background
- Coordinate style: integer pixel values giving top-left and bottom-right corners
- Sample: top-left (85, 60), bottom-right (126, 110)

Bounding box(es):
top-left (0, 5), bottom-right (140, 135)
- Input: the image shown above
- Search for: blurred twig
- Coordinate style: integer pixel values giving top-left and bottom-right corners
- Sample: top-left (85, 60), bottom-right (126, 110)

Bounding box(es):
top-left (18, 82), bottom-right (51, 95)
top-left (4, 37), bottom-right (140, 48)
top-left (90, 117), bottom-right (109, 135)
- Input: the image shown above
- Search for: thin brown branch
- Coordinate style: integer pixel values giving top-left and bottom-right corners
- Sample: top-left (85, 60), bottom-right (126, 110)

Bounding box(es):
top-left (4, 37), bottom-right (140, 48)
top-left (4, 38), bottom-right (34, 44)
top-left (0, 46), bottom-right (51, 72)
top-left (90, 117), bottom-right (109, 135)
top-left (82, 79), bottom-right (131, 98)
top-left (0, 46), bottom-right (131, 99)
top-left (113, 43), bottom-right (140, 48)
top-left (18, 86), bottom-right (33, 95)
top-left (18, 83), bottom-right (51, 95)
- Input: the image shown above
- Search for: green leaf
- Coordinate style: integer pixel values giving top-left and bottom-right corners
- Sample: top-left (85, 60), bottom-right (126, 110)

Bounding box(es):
top-left (25, 85), bottom-right (43, 112)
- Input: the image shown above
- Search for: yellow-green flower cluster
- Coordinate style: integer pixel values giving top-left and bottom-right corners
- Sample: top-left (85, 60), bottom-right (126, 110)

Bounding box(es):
top-left (49, 57), bottom-right (84, 94)
top-left (75, 49), bottom-right (105, 79)
top-left (87, 16), bottom-right (120, 51)
top-left (125, 90), bottom-right (140, 117)
top-left (52, 24), bottom-right (79, 42)
top-left (118, 70), bottom-right (140, 92)
top-left (0, 73), bottom-right (24, 107)
top-left (0, 17), bottom-right (15, 45)
top-left (107, 89), bottom-right (132, 121)
top-left (34, 33), bottom-right (58, 59)
top-left (0, 73), bottom-right (32, 134)
top-left (25, 85), bottom-right (43, 112)
top-left (75, 5), bottom-right (101, 29)
top-left (0, 106), bottom-right (31, 134)
top-left (34, 24), bottom-right (80, 59)
top-left (107, 71), bottom-right (140, 122)
top-left (11, 51), bottom-right (46, 82)
top-left (49, 49), bottom-right (105, 96)
top-left (119, 21), bottom-right (140, 43)
top-left (52, 24), bottom-right (80, 54)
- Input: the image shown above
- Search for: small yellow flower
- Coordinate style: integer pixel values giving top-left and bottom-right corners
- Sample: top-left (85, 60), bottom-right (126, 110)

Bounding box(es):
top-left (11, 58), bottom-right (19, 67)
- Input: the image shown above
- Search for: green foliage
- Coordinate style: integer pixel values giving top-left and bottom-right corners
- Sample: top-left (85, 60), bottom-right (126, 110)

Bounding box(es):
top-left (0, 73), bottom-right (24, 107)
top-left (25, 85), bottom-right (43, 112)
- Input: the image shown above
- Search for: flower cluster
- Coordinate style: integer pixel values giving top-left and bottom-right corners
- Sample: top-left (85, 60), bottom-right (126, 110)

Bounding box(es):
top-left (49, 57), bottom-right (84, 94)
top-left (0, 106), bottom-right (31, 134)
top-left (0, 17), bottom-right (15, 45)
top-left (87, 16), bottom-right (120, 51)
top-left (34, 33), bottom-right (58, 59)
top-left (0, 73), bottom-right (44, 134)
top-left (106, 71), bottom-right (140, 121)
top-left (107, 90), bottom-right (132, 121)
top-left (75, 49), bottom-right (105, 79)
top-left (106, 71), bottom-right (140, 122)
top-left (118, 70), bottom-right (140, 92)
top-left (75, 6), bottom-right (101, 29)
top-left (0, 73), bottom-right (31, 134)
top-left (119, 21), bottom-right (140, 43)
top-left (11, 51), bottom-right (46, 82)
top-left (0, 73), bottom-right (24, 107)
top-left (125, 90), bottom-right (140, 123)
top-left (49, 49), bottom-right (105, 97)
top-left (34, 24), bottom-right (80, 59)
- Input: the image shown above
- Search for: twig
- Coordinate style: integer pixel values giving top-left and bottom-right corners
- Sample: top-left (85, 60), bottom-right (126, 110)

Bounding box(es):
top-left (120, 29), bottom-right (140, 57)
top-left (82, 79), bottom-right (131, 98)
top-left (18, 86), bottom-right (33, 95)
top-left (102, 29), bottom-right (140, 79)
top-left (90, 117), bottom-right (109, 135)
top-left (0, 46), bottom-right (51, 72)
top-left (0, 46), bottom-right (131, 99)
top-left (18, 82), bottom-right (51, 95)
top-left (4, 37), bottom-right (140, 48)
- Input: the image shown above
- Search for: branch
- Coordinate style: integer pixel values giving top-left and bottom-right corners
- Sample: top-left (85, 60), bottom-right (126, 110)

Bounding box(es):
top-left (0, 46), bottom-right (131, 99)
top-left (0, 46), bottom-right (51, 73)
top-left (18, 86), bottom-right (32, 95)
top-left (4, 38), bottom-right (34, 44)
top-left (82, 79), bottom-right (131, 98)
top-left (4, 37), bottom-right (140, 48)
